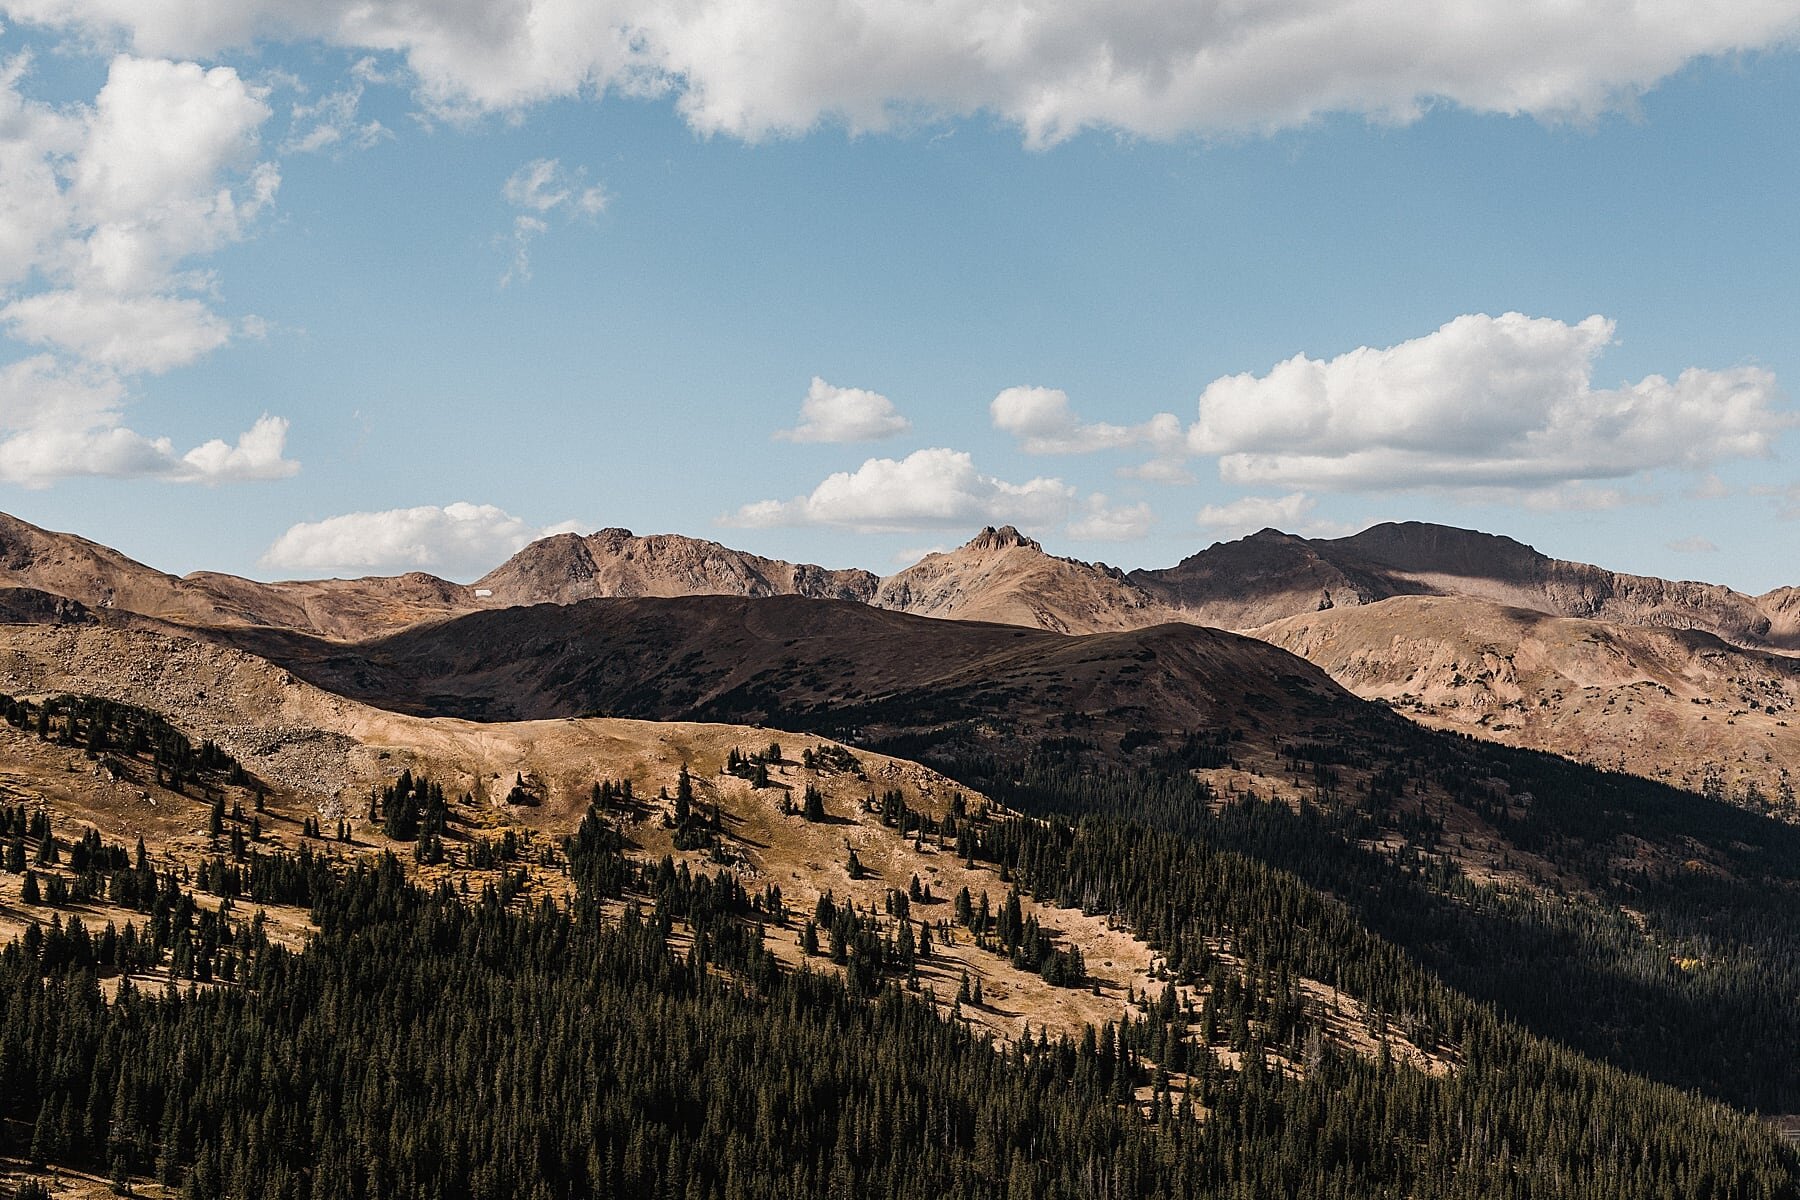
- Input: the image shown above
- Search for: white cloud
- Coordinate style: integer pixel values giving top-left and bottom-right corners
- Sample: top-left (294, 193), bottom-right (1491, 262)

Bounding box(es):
top-left (177, 414), bottom-right (299, 482)
top-left (726, 446), bottom-right (1075, 533)
top-left (282, 81), bottom-right (390, 154)
top-left (1667, 535), bottom-right (1719, 554)
top-left (776, 377), bottom-right (910, 443)
top-left (1066, 495), bottom-right (1154, 541)
top-left (1188, 313), bottom-right (1791, 494)
top-left (990, 385), bottom-right (1172, 455)
top-left (0, 356), bottom-right (297, 486)
top-left (262, 501), bottom-right (578, 577)
top-left (0, 52), bottom-right (277, 370)
top-left (504, 156), bottom-right (607, 215)
top-left (1195, 491), bottom-right (1318, 537)
top-left (10, 0), bottom-right (1798, 144)
top-left (2, 290), bottom-right (232, 373)
top-left (499, 157), bottom-right (606, 286)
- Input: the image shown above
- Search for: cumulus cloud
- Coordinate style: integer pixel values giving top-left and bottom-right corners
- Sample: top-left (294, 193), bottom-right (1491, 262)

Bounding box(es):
top-left (499, 157), bottom-right (606, 285)
top-left (7, 0), bottom-right (1797, 144)
top-left (1066, 495), bottom-right (1154, 541)
top-left (0, 54), bottom-right (277, 349)
top-left (2, 290), bottom-right (233, 374)
top-left (0, 356), bottom-right (297, 486)
top-left (1666, 535), bottom-right (1719, 554)
top-left (1187, 313), bottom-right (1791, 494)
top-left (989, 386), bottom-right (1175, 455)
top-left (775, 377), bottom-right (910, 443)
top-left (726, 446), bottom-right (1075, 533)
top-left (0, 55), bottom-right (297, 486)
top-left (262, 501), bottom-right (580, 577)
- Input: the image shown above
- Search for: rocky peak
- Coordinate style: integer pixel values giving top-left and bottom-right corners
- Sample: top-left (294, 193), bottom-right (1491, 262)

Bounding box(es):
top-left (963, 525), bottom-right (1042, 553)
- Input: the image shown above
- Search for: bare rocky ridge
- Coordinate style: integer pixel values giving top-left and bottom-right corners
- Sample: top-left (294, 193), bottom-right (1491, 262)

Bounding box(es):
top-left (3, 507), bottom-right (1797, 808)
top-left (474, 527), bottom-right (879, 606)
top-left (1128, 527), bottom-right (1406, 630)
top-left (1133, 522), bottom-right (1799, 648)
top-left (873, 526), bottom-right (1177, 633)
top-left (1256, 596), bottom-right (1800, 808)
top-left (0, 511), bottom-right (474, 640)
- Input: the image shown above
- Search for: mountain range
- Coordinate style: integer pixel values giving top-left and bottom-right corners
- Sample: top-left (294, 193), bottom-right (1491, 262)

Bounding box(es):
top-left (4, 505), bottom-right (1800, 1194)
top-left (1, 508), bottom-right (1792, 809)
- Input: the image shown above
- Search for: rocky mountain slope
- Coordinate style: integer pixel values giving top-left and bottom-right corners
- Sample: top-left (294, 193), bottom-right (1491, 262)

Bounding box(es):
top-left (4, 508), bottom-right (1796, 811)
top-left (872, 526), bottom-right (1176, 632)
top-left (0, 511), bottom-right (475, 640)
top-left (1256, 596), bottom-right (1800, 808)
top-left (473, 527), bottom-right (879, 606)
top-left (1135, 522), bottom-right (1798, 647)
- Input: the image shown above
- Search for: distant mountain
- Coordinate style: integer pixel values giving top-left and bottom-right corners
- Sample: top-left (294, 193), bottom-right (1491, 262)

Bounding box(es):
top-left (474, 527), bottom-right (879, 606)
top-left (1128, 527), bottom-right (1403, 629)
top-left (1134, 521), bottom-right (1798, 648)
top-left (873, 526), bottom-right (1176, 633)
top-left (0, 511), bottom-right (475, 640)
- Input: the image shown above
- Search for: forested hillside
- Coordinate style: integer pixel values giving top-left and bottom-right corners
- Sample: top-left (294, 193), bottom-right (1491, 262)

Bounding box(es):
top-left (3, 783), bottom-right (1795, 1199)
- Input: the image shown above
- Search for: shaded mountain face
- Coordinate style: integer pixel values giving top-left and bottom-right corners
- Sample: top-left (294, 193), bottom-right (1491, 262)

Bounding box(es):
top-left (873, 526), bottom-right (1177, 633)
top-left (221, 594), bottom-right (1364, 759)
top-left (1128, 528), bottom-right (1411, 629)
top-left (474, 528), bottom-right (879, 606)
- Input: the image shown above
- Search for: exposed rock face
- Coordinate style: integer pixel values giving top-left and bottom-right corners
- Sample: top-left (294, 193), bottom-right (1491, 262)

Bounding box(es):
top-left (1255, 595), bottom-right (1800, 806)
top-left (0, 586), bottom-right (95, 626)
top-left (874, 526), bottom-right (1176, 634)
top-left (475, 528), bottom-right (879, 606)
top-left (1763, 587), bottom-right (1800, 647)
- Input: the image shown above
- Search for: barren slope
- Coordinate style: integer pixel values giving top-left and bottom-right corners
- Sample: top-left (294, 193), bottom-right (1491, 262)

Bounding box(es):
top-left (0, 511), bottom-right (475, 639)
top-left (475, 527), bottom-right (879, 605)
top-left (1256, 596), bottom-right (1800, 810)
top-left (1135, 521), bottom-right (1796, 648)
top-left (873, 526), bottom-right (1178, 633)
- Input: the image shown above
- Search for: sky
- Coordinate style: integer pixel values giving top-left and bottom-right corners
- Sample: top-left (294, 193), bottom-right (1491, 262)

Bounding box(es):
top-left (1, 3), bottom-right (1799, 592)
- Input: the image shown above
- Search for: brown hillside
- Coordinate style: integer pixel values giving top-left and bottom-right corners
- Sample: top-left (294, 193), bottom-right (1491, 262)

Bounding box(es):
top-left (474, 527), bottom-right (879, 606)
top-left (217, 594), bottom-right (1364, 760)
top-left (0, 511), bottom-right (474, 640)
top-left (874, 526), bottom-right (1178, 633)
top-left (1135, 521), bottom-right (1794, 648)
top-left (1255, 596), bottom-right (1800, 810)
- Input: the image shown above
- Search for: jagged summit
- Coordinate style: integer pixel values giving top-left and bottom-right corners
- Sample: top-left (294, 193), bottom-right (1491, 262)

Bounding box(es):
top-left (963, 525), bottom-right (1042, 552)
top-left (873, 523), bottom-right (1171, 633)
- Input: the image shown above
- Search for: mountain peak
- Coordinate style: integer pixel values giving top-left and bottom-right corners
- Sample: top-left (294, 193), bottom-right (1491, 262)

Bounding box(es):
top-left (963, 525), bottom-right (1042, 553)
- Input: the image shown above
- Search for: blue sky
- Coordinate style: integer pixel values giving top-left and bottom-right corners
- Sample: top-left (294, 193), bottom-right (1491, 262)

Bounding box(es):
top-left (1, 3), bottom-right (1798, 590)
